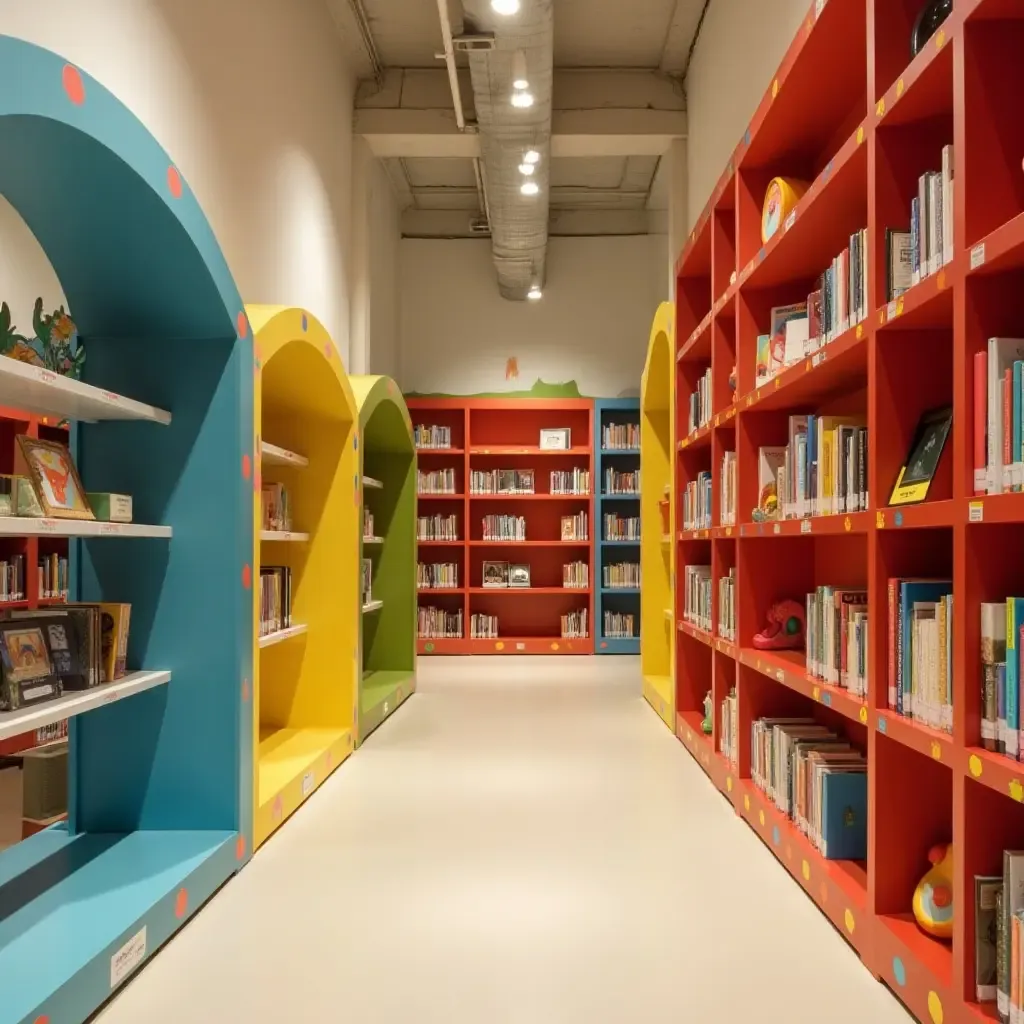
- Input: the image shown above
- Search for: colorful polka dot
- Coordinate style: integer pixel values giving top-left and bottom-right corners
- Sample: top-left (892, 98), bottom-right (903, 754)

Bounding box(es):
top-left (878, 717), bottom-right (887, 734)
top-left (726, 776), bottom-right (733, 792)
top-left (495, 641), bottom-right (505, 651)
top-left (759, 810), bottom-right (766, 826)
top-left (174, 888), bottom-right (188, 919)
top-left (167, 165), bottom-right (183, 199)
top-left (820, 882), bottom-right (828, 903)
top-left (743, 794), bottom-right (750, 811)
top-left (62, 64), bottom-right (85, 105)
top-left (242, 454), bottom-right (251, 480)
top-left (892, 956), bottom-right (906, 986)
top-left (242, 564), bottom-right (252, 589)
top-left (235, 835), bottom-right (246, 860)
top-left (859, 706), bottom-right (868, 724)
top-left (236, 312), bottom-right (249, 339)
top-left (969, 754), bottom-right (983, 777)
top-left (844, 909), bottom-right (855, 934)
top-left (550, 642), bottom-right (560, 651)
top-left (927, 991), bottom-right (943, 1024)
top-left (425, 642), bottom-right (435, 653)
top-left (801, 859), bottom-right (810, 881)
top-left (772, 826), bottom-right (780, 846)
top-left (301, 313), bottom-right (308, 332)
top-left (242, 678), bottom-right (250, 701)
top-left (33, 1017), bottom-right (49, 1024)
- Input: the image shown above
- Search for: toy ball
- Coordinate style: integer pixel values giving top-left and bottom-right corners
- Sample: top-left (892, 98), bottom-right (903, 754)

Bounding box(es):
top-left (913, 842), bottom-right (953, 939)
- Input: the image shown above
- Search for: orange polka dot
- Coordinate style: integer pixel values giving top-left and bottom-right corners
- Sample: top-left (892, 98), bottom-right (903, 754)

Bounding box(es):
top-left (242, 564), bottom-right (251, 589)
top-left (254, 470), bottom-right (262, 492)
top-left (235, 835), bottom-right (246, 860)
top-left (236, 312), bottom-right (249, 338)
top-left (242, 454), bottom-right (251, 480)
top-left (167, 166), bottom-right (183, 199)
top-left (174, 888), bottom-right (188, 919)
top-left (33, 1017), bottom-right (49, 1024)
top-left (62, 64), bottom-right (85, 105)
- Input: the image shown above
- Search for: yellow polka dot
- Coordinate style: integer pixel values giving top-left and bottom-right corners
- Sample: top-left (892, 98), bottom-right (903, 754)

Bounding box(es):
top-left (859, 706), bottom-right (868, 724)
top-left (927, 991), bottom-right (943, 1024)
top-left (759, 809), bottom-right (765, 826)
top-left (726, 776), bottom-right (733, 792)
top-left (845, 909), bottom-right (855, 934)
top-left (495, 641), bottom-right (505, 651)
top-left (550, 642), bottom-right (560, 651)
top-left (743, 794), bottom-right (750, 811)
top-left (969, 754), bottom-right (984, 778)
top-left (802, 859), bottom-right (810, 881)
top-left (1010, 779), bottom-right (1024, 803)
top-left (931, 741), bottom-right (942, 760)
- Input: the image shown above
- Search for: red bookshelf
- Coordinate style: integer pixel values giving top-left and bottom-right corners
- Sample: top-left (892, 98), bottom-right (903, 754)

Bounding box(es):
top-left (670, 2), bottom-right (1024, 1023)
top-left (408, 397), bottom-right (595, 655)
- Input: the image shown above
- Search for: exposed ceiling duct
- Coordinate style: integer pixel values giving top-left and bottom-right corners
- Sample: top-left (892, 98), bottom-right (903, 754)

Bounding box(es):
top-left (460, 0), bottom-right (553, 301)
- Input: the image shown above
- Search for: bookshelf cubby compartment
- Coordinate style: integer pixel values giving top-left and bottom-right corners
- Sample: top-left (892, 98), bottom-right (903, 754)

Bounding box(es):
top-left (0, 38), bottom-right (253, 1024)
top-left (662, 3), bottom-right (1024, 1022)
top-left (353, 376), bottom-right (416, 742)
top-left (250, 307), bottom-right (358, 849)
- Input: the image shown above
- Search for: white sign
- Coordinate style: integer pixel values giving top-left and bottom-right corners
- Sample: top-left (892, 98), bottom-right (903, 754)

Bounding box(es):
top-left (110, 927), bottom-right (147, 988)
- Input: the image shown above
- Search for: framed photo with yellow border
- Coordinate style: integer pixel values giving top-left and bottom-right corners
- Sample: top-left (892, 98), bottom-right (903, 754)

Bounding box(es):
top-left (16, 435), bottom-right (95, 520)
top-left (888, 406), bottom-right (953, 507)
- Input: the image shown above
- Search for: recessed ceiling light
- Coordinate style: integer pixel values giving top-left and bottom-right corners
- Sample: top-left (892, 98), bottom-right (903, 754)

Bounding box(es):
top-left (518, 162), bottom-right (535, 175)
top-left (527, 286), bottom-right (543, 300)
top-left (521, 181), bottom-right (540, 196)
top-left (512, 50), bottom-right (529, 90)
top-left (523, 149), bottom-right (540, 164)
top-left (511, 90), bottom-right (534, 109)
top-left (491, 0), bottom-right (520, 13)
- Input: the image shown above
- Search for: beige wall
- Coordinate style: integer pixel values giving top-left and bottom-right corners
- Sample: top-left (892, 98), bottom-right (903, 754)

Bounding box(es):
top-left (0, 0), bottom-right (401, 375)
top-left (684, 0), bottom-right (809, 230)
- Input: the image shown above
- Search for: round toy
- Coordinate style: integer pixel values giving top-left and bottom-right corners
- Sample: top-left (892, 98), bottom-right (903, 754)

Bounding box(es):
top-left (913, 842), bottom-right (953, 939)
top-left (761, 177), bottom-right (809, 244)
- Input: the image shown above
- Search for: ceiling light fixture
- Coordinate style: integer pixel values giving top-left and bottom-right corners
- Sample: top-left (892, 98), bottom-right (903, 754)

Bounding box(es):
top-left (518, 162), bottom-right (535, 175)
top-left (491, 0), bottom-right (520, 14)
top-left (520, 181), bottom-right (540, 196)
top-left (527, 286), bottom-right (543, 300)
top-left (512, 51), bottom-right (529, 91)
top-left (523, 149), bottom-right (540, 164)
top-left (511, 90), bottom-right (534, 109)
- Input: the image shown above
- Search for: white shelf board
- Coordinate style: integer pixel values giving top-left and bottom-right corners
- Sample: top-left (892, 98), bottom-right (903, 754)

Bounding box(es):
top-left (0, 357), bottom-right (171, 425)
top-left (362, 476), bottom-right (384, 489)
top-left (261, 441), bottom-right (309, 468)
top-left (0, 517), bottom-right (171, 539)
top-left (362, 600), bottom-right (384, 613)
top-left (259, 530), bottom-right (309, 542)
top-left (0, 670), bottom-right (171, 742)
top-left (363, 536), bottom-right (384, 545)
top-left (258, 623), bottom-right (308, 648)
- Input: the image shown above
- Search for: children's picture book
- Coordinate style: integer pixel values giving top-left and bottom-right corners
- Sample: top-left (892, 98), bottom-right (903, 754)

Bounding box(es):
top-left (769, 303), bottom-right (808, 379)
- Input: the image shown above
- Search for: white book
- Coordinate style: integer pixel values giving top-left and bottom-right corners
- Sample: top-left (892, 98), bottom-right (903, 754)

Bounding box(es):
top-left (942, 145), bottom-right (954, 267)
top-left (930, 172), bottom-right (942, 277)
top-left (988, 338), bottom-right (1024, 494)
top-left (919, 174), bottom-right (929, 280)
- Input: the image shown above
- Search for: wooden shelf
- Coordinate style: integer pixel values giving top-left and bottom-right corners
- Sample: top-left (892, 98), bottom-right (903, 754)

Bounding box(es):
top-left (362, 599), bottom-right (384, 614)
top-left (0, 517), bottom-right (171, 539)
top-left (258, 623), bottom-right (308, 648)
top-left (259, 530), bottom-right (309, 542)
top-left (261, 441), bottom-right (308, 468)
top-left (363, 475), bottom-right (384, 489)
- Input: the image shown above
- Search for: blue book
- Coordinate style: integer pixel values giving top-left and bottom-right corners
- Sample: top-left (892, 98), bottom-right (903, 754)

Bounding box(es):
top-left (1008, 599), bottom-right (1024, 758)
top-left (900, 580), bottom-right (951, 719)
top-left (807, 415), bottom-right (817, 515)
top-left (821, 770), bottom-right (867, 860)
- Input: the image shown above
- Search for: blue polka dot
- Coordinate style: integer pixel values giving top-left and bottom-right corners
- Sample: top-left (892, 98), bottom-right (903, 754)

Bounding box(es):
top-left (894, 511), bottom-right (903, 527)
top-left (823, 692), bottom-right (832, 707)
top-left (301, 313), bottom-right (308, 332)
top-left (878, 717), bottom-right (887, 734)
top-left (744, 128), bottom-right (751, 146)
top-left (892, 956), bottom-right (906, 986)
top-left (353, 436), bottom-right (358, 450)
top-left (772, 826), bottom-right (780, 846)
top-left (759, 247), bottom-right (767, 262)
top-left (354, 474), bottom-right (358, 490)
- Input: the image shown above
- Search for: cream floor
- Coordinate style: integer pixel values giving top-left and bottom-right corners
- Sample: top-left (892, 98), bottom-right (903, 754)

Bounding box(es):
top-left (97, 656), bottom-right (909, 1023)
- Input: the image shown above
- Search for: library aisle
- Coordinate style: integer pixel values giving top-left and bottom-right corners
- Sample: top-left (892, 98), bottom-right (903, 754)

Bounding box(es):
top-left (95, 657), bottom-right (907, 1024)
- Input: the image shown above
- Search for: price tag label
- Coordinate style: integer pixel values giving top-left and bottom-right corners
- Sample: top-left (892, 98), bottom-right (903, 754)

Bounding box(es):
top-left (969, 500), bottom-right (985, 523)
top-left (887, 301), bottom-right (897, 320)
top-left (801, 520), bottom-right (812, 534)
top-left (815, 0), bottom-right (826, 16)
top-left (784, 209), bottom-right (797, 232)
top-left (302, 770), bottom-right (315, 797)
top-left (40, 369), bottom-right (58, 384)
top-left (40, 519), bottom-right (58, 533)
top-left (971, 243), bottom-right (986, 270)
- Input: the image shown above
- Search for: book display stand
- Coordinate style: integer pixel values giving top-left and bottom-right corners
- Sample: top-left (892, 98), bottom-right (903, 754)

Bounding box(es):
top-left (0, 38), bottom-right (252, 1023)
top-left (351, 376), bottom-right (416, 744)
top-left (640, 303), bottom-right (675, 727)
top-left (249, 306), bottom-right (357, 848)
top-left (407, 397), bottom-right (595, 655)
top-left (667, 2), bottom-right (1024, 1022)
top-left (595, 398), bottom-right (641, 655)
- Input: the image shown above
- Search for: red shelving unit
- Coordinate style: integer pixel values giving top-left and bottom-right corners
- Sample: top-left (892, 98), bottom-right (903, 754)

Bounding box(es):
top-left (669, 2), bottom-right (1024, 1022)
top-left (408, 397), bottom-right (595, 655)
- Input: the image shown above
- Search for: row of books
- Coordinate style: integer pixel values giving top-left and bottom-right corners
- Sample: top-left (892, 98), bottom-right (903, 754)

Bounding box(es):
top-left (363, 508), bottom-right (375, 539)
top-left (603, 610), bottom-right (636, 638)
top-left (550, 469), bottom-right (590, 495)
top-left (604, 468), bottom-right (639, 495)
top-left (886, 578), bottom-right (953, 734)
top-left (687, 368), bottom-right (712, 434)
top-left (39, 553), bottom-right (69, 602)
top-left (898, 149), bottom-right (954, 296)
top-left (470, 614), bottom-right (499, 639)
top-left (418, 469), bottom-right (457, 494)
top-left (418, 606), bottom-right (462, 638)
top-left (414, 424), bottom-right (452, 449)
top-left (417, 514), bottom-right (458, 541)
top-left (721, 689), bottom-right (738, 767)
top-left (561, 512), bottom-right (588, 541)
top-left (976, 851), bottom-right (1024, 1014)
top-left (604, 514), bottom-right (639, 541)
top-left (683, 565), bottom-right (711, 633)
top-left (981, 599), bottom-right (1024, 760)
top-left (261, 482), bottom-right (293, 532)
top-left (259, 566), bottom-right (292, 637)
top-left (417, 562), bottom-right (458, 589)
top-left (682, 471), bottom-right (712, 531)
top-left (482, 515), bottom-right (527, 542)
top-left (561, 608), bottom-right (588, 639)
top-left (806, 586), bottom-right (868, 699)
top-left (470, 469), bottom-right (535, 494)
top-left (563, 561), bottom-right (589, 589)
top-left (750, 718), bottom-right (867, 861)
top-left (0, 602), bottom-right (132, 713)
top-left (603, 562), bottom-right (640, 589)
top-left (602, 423), bottom-right (639, 449)
top-left (361, 558), bottom-right (373, 606)
top-left (719, 568), bottom-right (736, 642)
top-left (976, 338), bottom-right (1024, 496)
top-left (0, 554), bottom-right (26, 603)
top-left (720, 452), bottom-right (737, 526)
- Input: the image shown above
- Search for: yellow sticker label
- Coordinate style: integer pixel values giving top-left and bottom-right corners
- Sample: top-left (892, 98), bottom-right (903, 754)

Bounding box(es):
top-left (844, 516), bottom-right (852, 532)
top-left (878, 309), bottom-right (886, 325)
top-left (744, 793), bottom-right (751, 811)
top-left (876, 511), bottom-right (885, 529)
top-left (802, 859), bottom-right (811, 882)
top-left (726, 776), bottom-right (734, 792)
top-left (896, 296), bottom-right (905, 317)
top-left (775, 375), bottom-right (781, 389)
top-left (812, 686), bottom-right (821, 701)
top-left (772, 79), bottom-right (779, 98)
top-left (969, 754), bottom-right (984, 778)
top-left (759, 809), bottom-right (766, 826)
top-left (1011, 779), bottom-right (1024, 803)
top-left (896, 78), bottom-right (905, 99)
top-left (936, 28), bottom-right (945, 49)
top-left (859, 706), bottom-right (868, 724)
top-left (938, 269), bottom-right (946, 290)
top-left (931, 741), bottom-right (942, 760)
top-left (876, 98), bottom-right (886, 118)
top-left (845, 909), bottom-right (855, 934)
top-left (856, 125), bottom-right (865, 145)
top-left (856, 323), bottom-right (863, 340)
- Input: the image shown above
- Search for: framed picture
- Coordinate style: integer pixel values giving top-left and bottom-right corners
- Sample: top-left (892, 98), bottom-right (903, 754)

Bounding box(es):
top-left (888, 406), bottom-right (953, 506)
top-left (16, 436), bottom-right (94, 520)
top-left (509, 563), bottom-right (531, 588)
top-left (497, 469), bottom-right (516, 494)
top-left (482, 560), bottom-right (509, 588)
top-left (517, 469), bottom-right (535, 494)
top-left (539, 428), bottom-right (571, 450)
top-left (0, 620), bottom-right (61, 711)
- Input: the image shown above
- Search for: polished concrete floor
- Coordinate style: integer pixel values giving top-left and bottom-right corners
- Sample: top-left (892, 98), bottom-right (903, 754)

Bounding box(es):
top-left (97, 656), bottom-right (909, 1023)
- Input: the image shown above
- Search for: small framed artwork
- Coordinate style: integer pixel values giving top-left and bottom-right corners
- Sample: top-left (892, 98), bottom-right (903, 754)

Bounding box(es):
top-left (888, 406), bottom-right (953, 506)
top-left (482, 561), bottom-right (509, 588)
top-left (539, 428), bottom-right (571, 450)
top-left (509, 563), bottom-right (531, 588)
top-left (497, 469), bottom-right (516, 494)
top-left (16, 436), bottom-right (94, 520)
top-left (517, 469), bottom-right (535, 494)
top-left (0, 620), bottom-right (61, 711)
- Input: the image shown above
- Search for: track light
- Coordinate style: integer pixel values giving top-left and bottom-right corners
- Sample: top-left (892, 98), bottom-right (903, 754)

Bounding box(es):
top-left (523, 149), bottom-right (540, 164)
top-left (491, 0), bottom-right (520, 13)
top-left (512, 50), bottom-right (529, 90)
top-left (527, 286), bottom-right (543, 300)
top-left (518, 162), bottom-right (535, 175)
top-left (521, 181), bottom-right (539, 196)
top-left (511, 90), bottom-right (534, 109)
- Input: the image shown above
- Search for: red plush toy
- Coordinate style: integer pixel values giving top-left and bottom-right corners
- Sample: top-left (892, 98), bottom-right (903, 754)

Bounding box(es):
top-left (752, 600), bottom-right (805, 651)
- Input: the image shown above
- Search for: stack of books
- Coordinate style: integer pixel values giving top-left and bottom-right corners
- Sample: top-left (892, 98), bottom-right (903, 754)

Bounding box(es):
top-left (604, 468), bottom-right (639, 494)
top-left (551, 468), bottom-right (590, 494)
top-left (470, 614), bottom-right (499, 639)
top-left (418, 469), bottom-right (457, 494)
top-left (603, 514), bottom-right (639, 541)
top-left (687, 367), bottom-right (713, 433)
top-left (682, 471), bottom-right (712, 530)
top-left (603, 610), bottom-right (635, 638)
top-left (806, 586), bottom-right (868, 698)
top-left (418, 606), bottom-right (462, 639)
top-left (602, 422), bottom-right (639, 449)
top-left (417, 514), bottom-right (459, 541)
top-left (417, 562), bottom-right (458, 589)
top-left (718, 569), bottom-right (736, 641)
top-left (414, 425), bottom-right (452, 449)
top-left (563, 561), bottom-right (589, 589)
top-left (561, 608), bottom-right (588, 639)
top-left (481, 514), bottom-right (526, 541)
top-left (683, 565), bottom-right (711, 632)
top-left (720, 451), bottom-right (737, 526)
top-left (603, 562), bottom-right (640, 589)
top-left (560, 512), bottom-right (588, 541)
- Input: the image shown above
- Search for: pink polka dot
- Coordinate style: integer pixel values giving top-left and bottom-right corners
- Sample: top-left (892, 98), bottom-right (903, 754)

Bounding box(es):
top-left (33, 1017), bottom-right (49, 1024)
top-left (242, 678), bottom-right (250, 701)
top-left (237, 312), bottom-right (249, 339)
top-left (174, 888), bottom-right (188, 919)
top-left (167, 166), bottom-right (183, 199)
top-left (235, 835), bottom-right (246, 860)
top-left (242, 564), bottom-right (251, 589)
top-left (242, 454), bottom-right (251, 480)
top-left (62, 64), bottom-right (85, 105)
top-left (323, 342), bottom-right (332, 359)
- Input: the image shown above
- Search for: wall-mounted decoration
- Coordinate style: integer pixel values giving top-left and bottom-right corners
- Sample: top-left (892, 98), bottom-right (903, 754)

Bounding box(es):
top-left (0, 298), bottom-right (86, 378)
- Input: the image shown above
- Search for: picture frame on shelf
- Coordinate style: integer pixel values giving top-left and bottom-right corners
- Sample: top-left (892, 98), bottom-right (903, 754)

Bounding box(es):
top-left (518, 469), bottom-right (535, 493)
top-left (888, 405), bottom-right (953, 506)
top-left (497, 469), bottom-right (516, 494)
top-left (0, 620), bottom-right (62, 711)
top-left (540, 428), bottom-right (571, 450)
top-left (509, 563), bottom-right (530, 588)
top-left (482, 561), bottom-right (509, 588)
top-left (16, 435), bottom-right (94, 520)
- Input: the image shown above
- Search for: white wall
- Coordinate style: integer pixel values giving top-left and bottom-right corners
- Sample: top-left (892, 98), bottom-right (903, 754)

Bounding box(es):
top-left (684, 0), bottom-right (809, 229)
top-left (399, 236), bottom-right (663, 398)
top-left (0, 0), bottom-right (401, 374)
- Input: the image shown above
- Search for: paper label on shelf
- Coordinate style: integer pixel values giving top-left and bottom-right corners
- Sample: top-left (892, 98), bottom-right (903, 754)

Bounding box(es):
top-left (969, 501), bottom-right (984, 523)
top-left (784, 209), bottom-right (797, 232)
top-left (886, 301), bottom-right (897, 321)
top-left (302, 770), bottom-right (315, 797)
top-left (111, 927), bottom-right (147, 988)
top-left (971, 243), bottom-right (986, 270)
top-left (516, 642), bottom-right (526, 650)
top-left (981, 719), bottom-right (996, 740)
top-left (800, 520), bottom-right (811, 533)
top-left (39, 519), bottom-right (57, 532)
top-left (975, 468), bottom-right (988, 493)
top-left (815, 0), bottom-right (826, 16)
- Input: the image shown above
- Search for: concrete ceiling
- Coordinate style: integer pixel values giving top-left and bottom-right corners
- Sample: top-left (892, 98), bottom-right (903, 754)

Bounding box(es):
top-left (330, 0), bottom-right (700, 236)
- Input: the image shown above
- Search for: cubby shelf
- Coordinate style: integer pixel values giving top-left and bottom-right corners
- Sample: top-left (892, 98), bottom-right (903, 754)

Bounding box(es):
top-left (407, 396), bottom-right (596, 656)
top-left (663, 3), bottom-right (1024, 1023)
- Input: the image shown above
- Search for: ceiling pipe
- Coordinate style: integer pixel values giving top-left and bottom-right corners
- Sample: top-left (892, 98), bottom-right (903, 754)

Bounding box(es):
top-left (434, 0), bottom-right (467, 131)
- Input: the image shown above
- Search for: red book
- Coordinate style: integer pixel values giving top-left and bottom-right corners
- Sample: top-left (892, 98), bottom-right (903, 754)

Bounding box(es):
top-left (887, 578), bottom-right (897, 709)
top-left (1006, 368), bottom-right (1014, 492)
top-left (974, 349), bottom-right (987, 496)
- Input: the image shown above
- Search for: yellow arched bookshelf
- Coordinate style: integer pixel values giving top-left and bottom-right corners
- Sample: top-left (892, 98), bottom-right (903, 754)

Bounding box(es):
top-left (249, 306), bottom-right (359, 848)
top-left (640, 302), bottom-right (675, 730)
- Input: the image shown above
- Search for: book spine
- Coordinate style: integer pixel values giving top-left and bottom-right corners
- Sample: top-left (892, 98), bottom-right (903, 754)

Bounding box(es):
top-left (1007, 369), bottom-right (1015, 493)
top-left (1016, 361), bottom-right (1024, 492)
top-left (943, 144), bottom-right (954, 266)
top-left (911, 197), bottom-right (920, 286)
top-left (1000, 877), bottom-right (1009, 1022)
top-left (1010, 599), bottom-right (1021, 759)
top-left (888, 579), bottom-right (897, 709)
top-left (977, 349), bottom-right (990, 495)
top-left (1000, 663), bottom-right (1008, 755)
